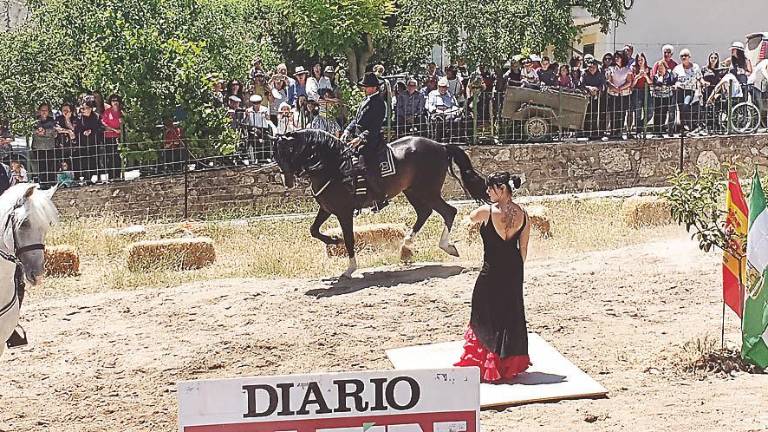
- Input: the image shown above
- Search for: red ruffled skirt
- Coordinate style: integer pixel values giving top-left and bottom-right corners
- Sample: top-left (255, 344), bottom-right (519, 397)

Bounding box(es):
top-left (454, 327), bottom-right (530, 383)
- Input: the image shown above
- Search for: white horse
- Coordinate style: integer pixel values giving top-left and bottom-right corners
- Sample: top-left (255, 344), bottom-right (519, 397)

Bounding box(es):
top-left (0, 184), bottom-right (59, 357)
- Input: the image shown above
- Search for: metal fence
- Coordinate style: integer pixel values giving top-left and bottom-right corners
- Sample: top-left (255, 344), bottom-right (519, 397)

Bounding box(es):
top-left (11, 82), bottom-right (768, 191)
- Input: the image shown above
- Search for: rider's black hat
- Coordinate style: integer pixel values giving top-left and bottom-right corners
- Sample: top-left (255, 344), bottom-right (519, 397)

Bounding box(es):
top-left (358, 72), bottom-right (383, 87)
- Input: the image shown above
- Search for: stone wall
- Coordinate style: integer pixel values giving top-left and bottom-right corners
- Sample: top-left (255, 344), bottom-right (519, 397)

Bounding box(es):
top-left (52, 134), bottom-right (768, 220)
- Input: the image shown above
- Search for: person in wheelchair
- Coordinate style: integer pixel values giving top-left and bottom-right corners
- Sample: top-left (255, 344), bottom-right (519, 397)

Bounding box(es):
top-left (426, 77), bottom-right (464, 142)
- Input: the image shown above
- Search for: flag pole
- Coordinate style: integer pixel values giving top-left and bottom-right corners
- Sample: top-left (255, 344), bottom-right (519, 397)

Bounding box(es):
top-left (721, 300), bottom-right (726, 351)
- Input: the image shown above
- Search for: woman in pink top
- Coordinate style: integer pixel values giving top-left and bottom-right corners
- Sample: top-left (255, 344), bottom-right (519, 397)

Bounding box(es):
top-left (101, 94), bottom-right (123, 181)
top-left (605, 50), bottom-right (634, 139)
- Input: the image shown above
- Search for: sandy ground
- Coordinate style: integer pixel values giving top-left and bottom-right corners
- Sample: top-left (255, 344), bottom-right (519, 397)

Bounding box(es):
top-left (1, 228), bottom-right (767, 432)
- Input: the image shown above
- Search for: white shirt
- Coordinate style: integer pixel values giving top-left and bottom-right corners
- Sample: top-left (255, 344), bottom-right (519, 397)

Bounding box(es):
top-left (672, 63), bottom-right (702, 91)
top-left (426, 90), bottom-right (458, 112)
top-left (749, 59), bottom-right (768, 93)
top-left (306, 77), bottom-right (320, 101)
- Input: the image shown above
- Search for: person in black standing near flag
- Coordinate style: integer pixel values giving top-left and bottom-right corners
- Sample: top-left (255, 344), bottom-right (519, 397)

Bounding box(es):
top-left (341, 71), bottom-right (389, 212)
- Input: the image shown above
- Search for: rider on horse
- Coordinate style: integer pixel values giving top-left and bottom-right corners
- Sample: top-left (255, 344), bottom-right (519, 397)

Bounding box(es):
top-left (340, 71), bottom-right (389, 212)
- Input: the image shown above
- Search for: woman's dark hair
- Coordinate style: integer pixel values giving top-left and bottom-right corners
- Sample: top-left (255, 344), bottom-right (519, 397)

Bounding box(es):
top-left (37, 102), bottom-right (50, 111)
top-left (602, 52), bottom-right (614, 65)
top-left (486, 171), bottom-right (521, 191)
top-left (82, 95), bottom-right (97, 108)
top-left (60, 102), bottom-right (75, 112)
top-left (732, 49), bottom-right (747, 70)
top-left (108, 94), bottom-right (122, 104)
top-left (569, 56), bottom-right (582, 68)
top-left (632, 53), bottom-right (649, 75)
top-left (613, 50), bottom-right (627, 67)
top-left (708, 51), bottom-right (720, 68)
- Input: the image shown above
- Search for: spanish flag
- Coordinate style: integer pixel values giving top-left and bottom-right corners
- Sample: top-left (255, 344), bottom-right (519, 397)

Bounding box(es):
top-left (724, 169), bottom-right (748, 317)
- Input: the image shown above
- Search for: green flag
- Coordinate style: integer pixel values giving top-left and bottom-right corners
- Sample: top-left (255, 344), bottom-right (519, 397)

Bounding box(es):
top-left (743, 171), bottom-right (768, 368)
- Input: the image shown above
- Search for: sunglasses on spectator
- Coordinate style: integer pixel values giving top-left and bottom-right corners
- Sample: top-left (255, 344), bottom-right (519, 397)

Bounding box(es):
top-left (680, 54), bottom-right (689, 58)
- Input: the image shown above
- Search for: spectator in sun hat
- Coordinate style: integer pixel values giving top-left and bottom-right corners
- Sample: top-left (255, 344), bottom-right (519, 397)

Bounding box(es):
top-left (724, 41), bottom-right (753, 84)
top-left (520, 57), bottom-right (539, 86)
top-left (288, 66), bottom-right (309, 106)
top-left (426, 77), bottom-right (459, 113)
top-left (275, 101), bottom-right (296, 135)
top-left (529, 54), bottom-right (542, 70)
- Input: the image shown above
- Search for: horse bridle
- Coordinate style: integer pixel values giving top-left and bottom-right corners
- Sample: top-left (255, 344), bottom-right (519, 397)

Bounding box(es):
top-left (4, 208), bottom-right (45, 257)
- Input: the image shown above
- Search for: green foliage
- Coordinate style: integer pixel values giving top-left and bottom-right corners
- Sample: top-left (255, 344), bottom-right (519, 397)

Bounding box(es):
top-left (663, 168), bottom-right (729, 254)
top-left (267, 0), bottom-right (395, 57)
top-left (0, 0), bottom-right (278, 146)
top-left (388, 0), bottom-right (627, 69)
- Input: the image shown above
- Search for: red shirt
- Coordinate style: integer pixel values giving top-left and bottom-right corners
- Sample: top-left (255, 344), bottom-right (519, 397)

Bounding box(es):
top-left (102, 108), bottom-right (122, 139)
top-left (163, 126), bottom-right (183, 149)
top-left (652, 58), bottom-right (678, 76)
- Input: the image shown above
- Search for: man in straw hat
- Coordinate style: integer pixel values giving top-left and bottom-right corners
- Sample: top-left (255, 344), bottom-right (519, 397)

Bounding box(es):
top-left (341, 71), bottom-right (388, 211)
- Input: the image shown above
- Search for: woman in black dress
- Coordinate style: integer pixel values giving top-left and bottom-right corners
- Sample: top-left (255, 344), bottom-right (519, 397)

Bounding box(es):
top-left (455, 171), bottom-right (532, 383)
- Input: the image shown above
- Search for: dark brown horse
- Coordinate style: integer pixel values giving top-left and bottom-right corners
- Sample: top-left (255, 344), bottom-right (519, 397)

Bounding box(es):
top-left (273, 130), bottom-right (488, 278)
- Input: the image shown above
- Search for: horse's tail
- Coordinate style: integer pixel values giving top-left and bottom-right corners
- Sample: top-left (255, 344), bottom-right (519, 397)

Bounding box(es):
top-left (445, 145), bottom-right (489, 203)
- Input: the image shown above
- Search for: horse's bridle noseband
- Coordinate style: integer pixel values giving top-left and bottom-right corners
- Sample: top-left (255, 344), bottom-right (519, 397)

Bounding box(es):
top-left (4, 208), bottom-right (45, 258)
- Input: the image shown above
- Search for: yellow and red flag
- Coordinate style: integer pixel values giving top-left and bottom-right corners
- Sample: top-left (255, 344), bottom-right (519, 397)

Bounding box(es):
top-left (724, 169), bottom-right (748, 317)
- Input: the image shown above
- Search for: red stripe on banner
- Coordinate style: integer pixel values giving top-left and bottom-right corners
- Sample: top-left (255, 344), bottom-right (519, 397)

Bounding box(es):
top-left (723, 267), bottom-right (743, 317)
top-left (728, 170), bottom-right (748, 215)
top-left (183, 411), bottom-right (477, 432)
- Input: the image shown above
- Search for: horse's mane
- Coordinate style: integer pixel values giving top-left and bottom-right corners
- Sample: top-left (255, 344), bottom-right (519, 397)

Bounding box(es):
top-left (296, 129), bottom-right (345, 154)
top-left (0, 184), bottom-right (59, 233)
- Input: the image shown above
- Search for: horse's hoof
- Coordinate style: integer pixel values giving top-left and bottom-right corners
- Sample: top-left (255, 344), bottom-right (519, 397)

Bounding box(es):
top-left (442, 244), bottom-right (460, 257)
top-left (330, 236), bottom-right (343, 245)
top-left (400, 246), bottom-right (414, 263)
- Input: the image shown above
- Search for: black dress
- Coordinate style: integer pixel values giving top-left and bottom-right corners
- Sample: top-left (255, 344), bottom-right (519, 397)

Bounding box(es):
top-left (455, 207), bottom-right (530, 382)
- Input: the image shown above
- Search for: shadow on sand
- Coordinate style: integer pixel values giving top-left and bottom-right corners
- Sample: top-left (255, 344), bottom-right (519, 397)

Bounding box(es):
top-left (306, 264), bottom-right (467, 298)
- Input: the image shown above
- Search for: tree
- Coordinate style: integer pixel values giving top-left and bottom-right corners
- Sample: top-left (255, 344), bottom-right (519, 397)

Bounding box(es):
top-left (273, 0), bottom-right (625, 83)
top-left (0, 0), bottom-right (278, 148)
top-left (265, 0), bottom-right (395, 84)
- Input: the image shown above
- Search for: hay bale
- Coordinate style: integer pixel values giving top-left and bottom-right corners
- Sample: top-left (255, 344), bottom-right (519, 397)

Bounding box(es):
top-left (527, 205), bottom-right (552, 238)
top-left (325, 224), bottom-right (405, 257)
top-left (44, 245), bottom-right (80, 277)
top-left (465, 205), bottom-right (552, 239)
top-left (621, 196), bottom-right (674, 228)
top-left (127, 237), bottom-right (216, 271)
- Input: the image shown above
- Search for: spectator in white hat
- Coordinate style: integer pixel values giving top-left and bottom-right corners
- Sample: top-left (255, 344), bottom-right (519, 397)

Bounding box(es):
top-left (288, 66), bottom-right (309, 106)
top-left (725, 41), bottom-right (753, 83)
top-left (275, 101), bottom-right (296, 135)
top-left (672, 48), bottom-right (703, 132)
top-left (426, 77), bottom-right (458, 113)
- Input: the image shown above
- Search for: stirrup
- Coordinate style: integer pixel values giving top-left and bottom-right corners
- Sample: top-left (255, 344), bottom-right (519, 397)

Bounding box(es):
top-left (6, 326), bottom-right (28, 348)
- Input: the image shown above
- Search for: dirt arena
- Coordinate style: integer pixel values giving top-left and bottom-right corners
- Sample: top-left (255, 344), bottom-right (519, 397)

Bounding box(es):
top-left (1, 221), bottom-right (767, 431)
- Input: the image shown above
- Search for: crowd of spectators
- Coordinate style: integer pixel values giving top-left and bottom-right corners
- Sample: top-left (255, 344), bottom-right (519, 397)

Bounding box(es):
top-left (4, 40), bottom-right (768, 186)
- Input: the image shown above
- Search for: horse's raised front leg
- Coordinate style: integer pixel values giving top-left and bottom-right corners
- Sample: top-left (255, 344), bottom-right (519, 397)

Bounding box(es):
top-left (309, 208), bottom-right (340, 245)
top-left (337, 210), bottom-right (357, 278)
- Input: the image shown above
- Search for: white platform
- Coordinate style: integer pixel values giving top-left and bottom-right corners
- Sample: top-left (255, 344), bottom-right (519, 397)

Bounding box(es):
top-left (386, 333), bottom-right (608, 408)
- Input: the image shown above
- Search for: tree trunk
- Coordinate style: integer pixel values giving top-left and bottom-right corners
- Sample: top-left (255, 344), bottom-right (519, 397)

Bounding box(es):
top-left (345, 33), bottom-right (375, 85)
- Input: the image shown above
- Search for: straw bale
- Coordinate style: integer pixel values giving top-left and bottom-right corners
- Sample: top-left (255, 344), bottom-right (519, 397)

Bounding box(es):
top-left (621, 196), bottom-right (674, 228)
top-left (44, 245), bottom-right (80, 277)
top-left (325, 224), bottom-right (405, 257)
top-left (127, 237), bottom-right (216, 271)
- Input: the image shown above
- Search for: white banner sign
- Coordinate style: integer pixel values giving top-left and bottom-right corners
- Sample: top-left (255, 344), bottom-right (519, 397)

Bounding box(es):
top-left (178, 368), bottom-right (479, 432)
